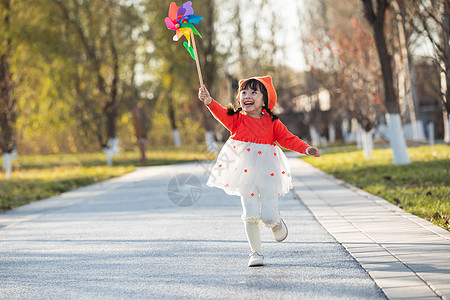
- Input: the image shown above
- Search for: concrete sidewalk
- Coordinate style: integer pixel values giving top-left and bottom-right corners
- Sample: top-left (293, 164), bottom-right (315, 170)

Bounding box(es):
top-left (290, 157), bottom-right (450, 300)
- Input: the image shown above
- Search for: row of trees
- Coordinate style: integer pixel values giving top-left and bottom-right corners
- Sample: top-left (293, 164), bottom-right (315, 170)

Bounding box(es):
top-left (0, 0), bottom-right (296, 176)
top-left (0, 0), bottom-right (221, 172)
top-left (1, 0), bottom-right (150, 172)
top-left (0, 0), bottom-right (448, 178)
top-left (299, 0), bottom-right (449, 164)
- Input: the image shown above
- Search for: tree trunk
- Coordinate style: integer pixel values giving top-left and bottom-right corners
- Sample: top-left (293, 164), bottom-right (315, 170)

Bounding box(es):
top-left (172, 129), bottom-right (181, 147)
top-left (103, 138), bottom-right (119, 166)
top-left (354, 119), bottom-right (362, 149)
top-left (444, 110), bottom-right (450, 143)
top-left (440, 0), bottom-right (450, 143)
top-left (103, 12), bottom-right (119, 164)
top-left (138, 138), bottom-right (147, 164)
top-left (440, 52), bottom-right (449, 140)
top-left (132, 106), bottom-right (147, 164)
top-left (168, 95), bottom-right (181, 147)
top-left (3, 152), bottom-right (12, 179)
top-left (386, 113), bottom-right (410, 164)
top-left (409, 60), bottom-right (426, 140)
top-left (309, 126), bottom-right (320, 147)
top-left (361, 128), bottom-right (374, 159)
top-left (373, 16), bottom-right (398, 112)
top-left (428, 121), bottom-right (435, 146)
top-left (342, 119), bottom-right (350, 143)
top-left (104, 149), bottom-right (113, 166)
top-left (205, 130), bottom-right (218, 154)
top-left (392, 0), bottom-right (422, 140)
top-left (328, 124), bottom-right (336, 144)
top-left (0, 0), bottom-right (16, 179)
top-left (198, 0), bottom-right (218, 153)
top-left (362, 0), bottom-right (410, 164)
top-left (0, 52), bottom-right (15, 155)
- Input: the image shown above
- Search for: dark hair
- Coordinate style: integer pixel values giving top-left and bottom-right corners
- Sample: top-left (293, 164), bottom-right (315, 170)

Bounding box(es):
top-left (227, 78), bottom-right (278, 121)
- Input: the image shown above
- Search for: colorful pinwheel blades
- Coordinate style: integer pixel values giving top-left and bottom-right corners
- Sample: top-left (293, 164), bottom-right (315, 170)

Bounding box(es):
top-left (164, 1), bottom-right (203, 60)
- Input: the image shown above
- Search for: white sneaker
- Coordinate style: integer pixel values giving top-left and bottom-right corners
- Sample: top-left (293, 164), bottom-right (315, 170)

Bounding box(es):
top-left (272, 218), bottom-right (288, 242)
top-left (248, 251), bottom-right (264, 267)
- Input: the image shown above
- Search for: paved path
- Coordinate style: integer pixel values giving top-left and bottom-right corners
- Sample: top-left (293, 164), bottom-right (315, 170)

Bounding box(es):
top-left (0, 156), bottom-right (448, 299)
top-left (1, 160), bottom-right (383, 299)
top-left (289, 157), bottom-right (450, 300)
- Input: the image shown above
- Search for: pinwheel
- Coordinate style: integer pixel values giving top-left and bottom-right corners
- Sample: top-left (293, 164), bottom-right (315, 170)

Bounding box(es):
top-left (165, 1), bottom-right (204, 85)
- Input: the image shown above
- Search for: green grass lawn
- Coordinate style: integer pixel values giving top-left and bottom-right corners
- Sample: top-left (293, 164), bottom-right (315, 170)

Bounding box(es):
top-left (13, 145), bottom-right (215, 170)
top-left (0, 166), bottom-right (134, 211)
top-left (0, 145), bottom-right (215, 212)
top-left (303, 144), bottom-right (450, 230)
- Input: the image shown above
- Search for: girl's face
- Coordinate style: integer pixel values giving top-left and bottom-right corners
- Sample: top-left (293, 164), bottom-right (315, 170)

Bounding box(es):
top-left (239, 86), bottom-right (264, 118)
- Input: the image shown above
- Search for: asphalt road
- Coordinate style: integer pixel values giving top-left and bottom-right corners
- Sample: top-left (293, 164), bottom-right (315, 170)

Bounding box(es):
top-left (0, 161), bottom-right (385, 299)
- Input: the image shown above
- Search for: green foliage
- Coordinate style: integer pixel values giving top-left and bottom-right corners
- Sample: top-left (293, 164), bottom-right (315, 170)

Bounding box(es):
top-left (3, 0), bottom-right (225, 155)
top-left (303, 145), bottom-right (450, 230)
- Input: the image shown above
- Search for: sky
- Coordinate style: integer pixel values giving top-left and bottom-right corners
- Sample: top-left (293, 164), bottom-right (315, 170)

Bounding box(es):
top-left (216, 0), bottom-right (308, 72)
top-left (268, 0), bottom-right (308, 71)
top-left (218, 0), bottom-right (435, 72)
top-left (260, 0), bottom-right (307, 71)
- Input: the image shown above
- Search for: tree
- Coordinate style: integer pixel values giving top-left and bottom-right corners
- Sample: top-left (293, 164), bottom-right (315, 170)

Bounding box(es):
top-left (391, 0), bottom-right (425, 141)
top-left (362, 0), bottom-right (411, 164)
top-left (145, 0), bottom-right (225, 153)
top-left (0, 0), bottom-right (17, 178)
top-left (296, 0), bottom-right (332, 146)
top-left (299, 0), bottom-right (383, 155)
top-left (195, 0), bottom-right (223, 153)
top-left (52, 0), bottom-right (145, 164)
top-left (144, 0), bottom-right (196, 148)
top-left (53, 0), bottom-right (118, 164)
top-left (123, 38), bottom-right (160, 164)
top-left (331, 18), bottom-right (386, 158)
top-left (0, 0), bottom-right (86, 157)
top-left (413, 0), bottom-right (450, 142)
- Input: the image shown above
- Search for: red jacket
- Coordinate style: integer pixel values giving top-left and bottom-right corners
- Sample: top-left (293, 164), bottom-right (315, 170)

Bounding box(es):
top-left (207, 99), bottom-right (310, 154)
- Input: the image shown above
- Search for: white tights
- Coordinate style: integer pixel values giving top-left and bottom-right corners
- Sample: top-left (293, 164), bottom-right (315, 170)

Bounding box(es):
top-left (241, 193), bottom-right (280, 252)
top-left (244, 222), bottom-right (261, 252)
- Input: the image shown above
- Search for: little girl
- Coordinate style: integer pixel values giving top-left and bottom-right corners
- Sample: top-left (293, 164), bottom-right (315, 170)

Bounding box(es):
top-left (198, 75), bottom-right (320, 267)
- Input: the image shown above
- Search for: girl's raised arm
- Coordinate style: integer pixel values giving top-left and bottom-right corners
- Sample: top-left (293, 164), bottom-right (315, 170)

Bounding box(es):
top-left (199, 85), bottom-right (237, 132)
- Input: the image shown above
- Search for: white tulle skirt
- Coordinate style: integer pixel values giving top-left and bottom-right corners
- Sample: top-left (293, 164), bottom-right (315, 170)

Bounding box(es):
top-left (207, 139), bottom-right (293, 198)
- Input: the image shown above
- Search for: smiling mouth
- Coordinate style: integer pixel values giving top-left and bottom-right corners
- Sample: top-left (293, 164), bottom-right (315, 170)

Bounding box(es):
top-left (243, 100), bottom-right (254, 106)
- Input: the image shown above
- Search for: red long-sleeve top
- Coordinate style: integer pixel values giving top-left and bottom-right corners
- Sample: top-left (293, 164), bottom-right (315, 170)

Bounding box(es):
top-left (207, 99), bottom-right (310, 154)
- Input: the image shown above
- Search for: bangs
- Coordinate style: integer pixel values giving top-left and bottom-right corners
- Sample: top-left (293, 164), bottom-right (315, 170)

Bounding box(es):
top-left (240, 79), bottom-right (266, 93)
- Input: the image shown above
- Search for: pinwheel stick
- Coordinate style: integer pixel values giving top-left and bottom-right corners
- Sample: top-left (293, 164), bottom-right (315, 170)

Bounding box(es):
top-left (190, 28), bottom-right (204, 87)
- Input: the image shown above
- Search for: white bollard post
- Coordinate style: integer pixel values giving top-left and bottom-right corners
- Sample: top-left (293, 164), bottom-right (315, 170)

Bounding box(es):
top-left (386, 113), bottom-right (411, 164)
top-left (205, 131), bottom-right (218, 154)
top-left (173, 129), bottom-right (182, 147)
top-left (428, 122), bottom-right (435, 146)
top-left (3, 152), bottom-right (12, 179)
